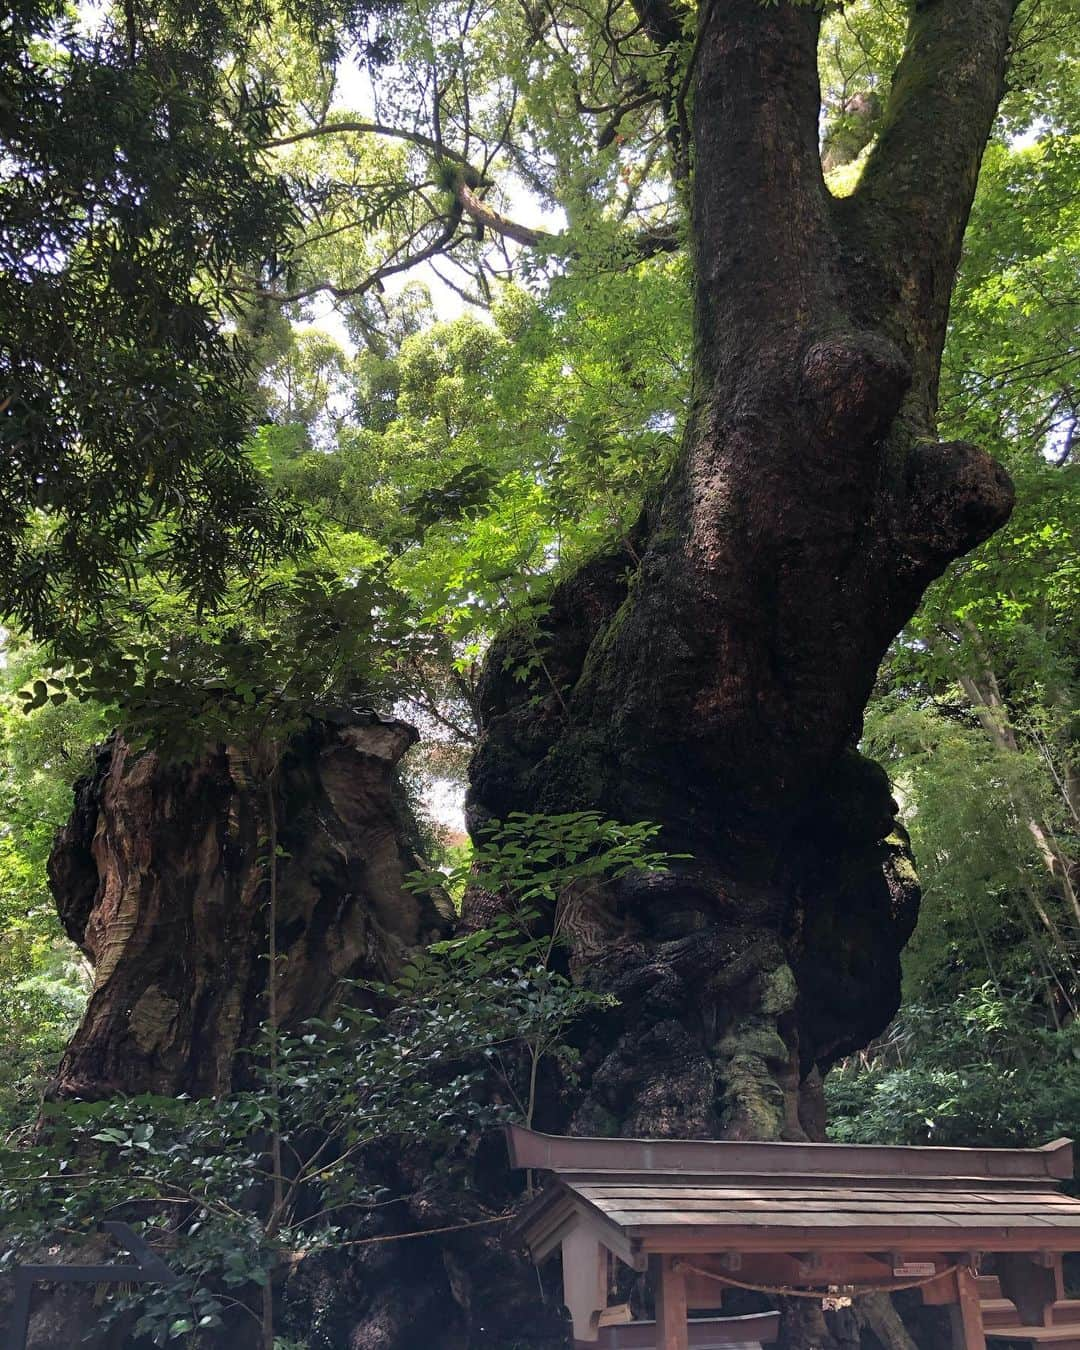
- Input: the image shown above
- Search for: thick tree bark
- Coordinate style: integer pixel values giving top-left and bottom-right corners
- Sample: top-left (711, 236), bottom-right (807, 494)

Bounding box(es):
top-left (37, 716), bottom-right (564, 1350)
top-left (48, 715), bottom-right (450, 1099)
top-left (470, 0), bottom-right (1015, 1161)
top-left (453, 0), bottom-right (1022, 1314)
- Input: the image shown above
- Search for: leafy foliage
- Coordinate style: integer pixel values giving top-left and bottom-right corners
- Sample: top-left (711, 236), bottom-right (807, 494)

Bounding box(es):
top-left (814, 0), bottom-right (1080, 1150)
top-left (0, 640), bottom-right (109, 1129)
top-left (828, 985), bottom-right (1080, 1148)
top-left (0, 918), bottom-right (607, 1345)
top-left (0, 807), bottom-right (685, 1344)
top-left (419, 809), bottom-right (677, 909)
top-left (410, 810), bottom-right (677, 1128)
top-left (0, 0), bottom-right (309, 644)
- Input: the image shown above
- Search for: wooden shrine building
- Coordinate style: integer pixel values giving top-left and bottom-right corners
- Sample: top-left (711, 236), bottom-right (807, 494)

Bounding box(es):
top-left (507, 1125), bottom-right (1080, 1350)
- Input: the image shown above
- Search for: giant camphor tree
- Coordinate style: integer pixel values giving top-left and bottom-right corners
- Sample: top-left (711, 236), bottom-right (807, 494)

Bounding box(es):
top-left (462, 0), bottom-right (1023, 1146)
top-left (3, 0), bottom-right (1077, 1344)
top-left (292, 0), bottom-right (1025, 1135)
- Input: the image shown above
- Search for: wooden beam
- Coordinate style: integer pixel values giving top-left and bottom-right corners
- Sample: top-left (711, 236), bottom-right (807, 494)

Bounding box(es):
top-left (1029, 1250), bottom-right (1066, 1301)
top-left (634, 1223), bottom-right (1080, 1254)
top-left (951, 1266), bottom-right (986, 1350)
top-left (506, 1125), bottom-right (1074, 1182)
top-left (654, 1256), bottom-right (689, 1350)
top-left (569, 1196), bottom-right (650, 1272)
top-left (922, 1269), bottom-right (962, 1308)
top-left (573, 1312), bottom-right (781, 1349)
top-left (517, 1189), bottom-right (646, 1273)
top-left (534, 1215), bottom-right (583, 1263)
top-left (998, 1252), bottom-right (1059, 1326)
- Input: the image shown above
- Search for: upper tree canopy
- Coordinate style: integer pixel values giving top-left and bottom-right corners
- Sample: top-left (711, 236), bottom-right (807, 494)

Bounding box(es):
top-left (1, 0), bottom-right (1075, 660)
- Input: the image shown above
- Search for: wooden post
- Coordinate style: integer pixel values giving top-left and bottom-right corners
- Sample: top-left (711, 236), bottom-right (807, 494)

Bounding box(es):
top-left (561, 1227), bottom-right (609, 1342)
top-left (654, 1256), bottom-right (689, 1350)
top-left (1052, 1253), bottom-right (1066, 1303)
top-left (951, 1265), bottom-right (986, 1350)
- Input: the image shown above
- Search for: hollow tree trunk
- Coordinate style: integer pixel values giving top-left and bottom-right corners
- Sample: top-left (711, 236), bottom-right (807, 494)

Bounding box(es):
top-left (48, 715), bottom-right (450, 1100)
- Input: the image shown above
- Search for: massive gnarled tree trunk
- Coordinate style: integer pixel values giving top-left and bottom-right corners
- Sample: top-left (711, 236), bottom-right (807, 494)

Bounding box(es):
top-left (471, 0), bottom-right (1016, 1145)
top-left (456, 10), bottom-right (1019, 1345)
top-left (48, 716), bottom-right (450, 1100)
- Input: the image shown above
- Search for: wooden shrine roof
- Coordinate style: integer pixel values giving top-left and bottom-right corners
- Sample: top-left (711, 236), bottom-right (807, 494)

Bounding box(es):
top-left (508, 1125), bottom-right (1075, 1182)
top-left (508, 1126), bottom-right (1080, 1260)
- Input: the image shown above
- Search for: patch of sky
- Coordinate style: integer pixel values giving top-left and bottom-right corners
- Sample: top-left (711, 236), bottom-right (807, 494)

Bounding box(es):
top-left (291, 42), bottom-right (565, 355)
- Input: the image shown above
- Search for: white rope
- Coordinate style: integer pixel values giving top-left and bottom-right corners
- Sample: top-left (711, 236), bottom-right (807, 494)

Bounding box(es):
top-left (675, 1259), bottom-right (965, 1301)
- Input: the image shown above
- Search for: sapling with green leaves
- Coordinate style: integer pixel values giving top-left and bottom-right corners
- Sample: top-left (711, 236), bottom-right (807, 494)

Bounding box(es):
top-left (410, 810), bottom-right (683, 1141)
top-left (0, 920), bottom-right (600, 1347)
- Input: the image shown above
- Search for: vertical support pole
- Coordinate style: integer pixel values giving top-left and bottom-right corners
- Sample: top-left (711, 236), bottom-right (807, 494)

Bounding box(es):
top-left (1052, 1254), bottom-right (1066, 1303)
top-left (950, 1265), bottom-right (986, 1350)
top-left (654, 1256), bottom-right (689, 1350)
top-left (6, 1272), bottom-right (33, 1350)
top-left (561, 1227), bottom-right (608, 1342)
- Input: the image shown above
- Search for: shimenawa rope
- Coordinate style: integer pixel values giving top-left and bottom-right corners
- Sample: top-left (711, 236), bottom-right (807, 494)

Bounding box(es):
top-left (674, 1259), bottom-right (965, 1301)
top-left (295, 1212), bottom-right (515, 1257)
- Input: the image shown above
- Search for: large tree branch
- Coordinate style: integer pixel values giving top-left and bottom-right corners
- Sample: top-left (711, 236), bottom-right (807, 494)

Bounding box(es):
top-left (596, 87), bottom-right (660, 149)
top-left (264, 120), bottom-right (474, 169)
top-left (627, 0), bottom-right (694, 178)
top-left (454, 181), bottom-right (556, 248)
top-left (453, 176), bottom-right (680, 259)
top-left (264, 115), bottom-right (682, 308)
top-left (691, 0), bottom-right (831, 360)
top-left (845, 0), bottom-right (1020, 422)
top-left (264, 205), bottom-right (465, 303)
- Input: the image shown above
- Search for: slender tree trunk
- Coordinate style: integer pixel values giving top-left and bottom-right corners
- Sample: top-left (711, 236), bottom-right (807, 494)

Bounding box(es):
top-left (956, 664), bottom-right (1080, 925)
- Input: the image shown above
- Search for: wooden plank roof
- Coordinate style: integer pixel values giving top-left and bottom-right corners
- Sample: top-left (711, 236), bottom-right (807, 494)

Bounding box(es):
top-left (564, 1178), bottom-right (1080, 1247)
top-left (507, 1126), bottom-right (1074, 1182)
top-left (508, 1127), bottom-right (1080, 1257)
